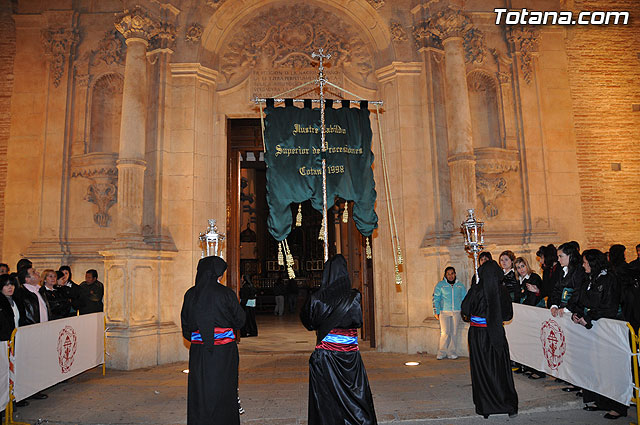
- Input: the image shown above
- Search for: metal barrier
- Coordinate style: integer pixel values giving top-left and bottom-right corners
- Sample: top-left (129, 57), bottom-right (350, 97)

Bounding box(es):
top-left (629, 324), bottom-right (639, 425)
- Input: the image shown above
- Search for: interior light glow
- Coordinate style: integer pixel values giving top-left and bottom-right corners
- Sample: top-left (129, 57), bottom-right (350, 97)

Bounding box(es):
top-left (182, 369), bottom-right (189, 374)
top-left (404, 361), bottom-right (420, 366)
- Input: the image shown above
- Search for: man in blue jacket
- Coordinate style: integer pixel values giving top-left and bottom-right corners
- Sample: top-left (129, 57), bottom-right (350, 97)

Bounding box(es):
top-left (433, 266), bottom-right (467, 360)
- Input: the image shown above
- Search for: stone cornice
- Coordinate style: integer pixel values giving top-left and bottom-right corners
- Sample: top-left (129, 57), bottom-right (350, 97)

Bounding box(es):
top-left (375, 62), bottom-right (422, 83)
top-left (170, 63), bottom-right (218, 85)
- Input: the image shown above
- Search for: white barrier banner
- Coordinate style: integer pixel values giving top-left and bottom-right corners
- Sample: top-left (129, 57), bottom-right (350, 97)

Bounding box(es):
top-left (505, 304), bottom-right (632, 405)
top-left (13, 313), bottom-right (104, 402)
top-left (0, 341), bottom-right (8, 408)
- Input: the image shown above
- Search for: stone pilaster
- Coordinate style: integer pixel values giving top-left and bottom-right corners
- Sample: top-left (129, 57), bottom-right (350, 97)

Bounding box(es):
top-left (429, 7), bottom-right (477, 224)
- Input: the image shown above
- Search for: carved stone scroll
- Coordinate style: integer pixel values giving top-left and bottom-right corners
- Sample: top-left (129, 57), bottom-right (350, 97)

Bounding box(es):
top-left (94, 30), bottom-right (126, 65)
top-left (507, 27), bottom-right (539, 84)
top-left (41, 27), bottom-right (79, 88)
top-left (390, 22), bottom-right (408, 42)
top-left (185, 24), bottom-right (203, 43)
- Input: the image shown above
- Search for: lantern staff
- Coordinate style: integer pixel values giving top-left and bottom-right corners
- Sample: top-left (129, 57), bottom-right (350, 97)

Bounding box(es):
top-left (461, 209), bottom-right (484, 283)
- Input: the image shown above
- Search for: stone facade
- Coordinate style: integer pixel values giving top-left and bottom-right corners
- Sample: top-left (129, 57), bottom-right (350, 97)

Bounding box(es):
top-left (2, 0), bottom-right (638, 368)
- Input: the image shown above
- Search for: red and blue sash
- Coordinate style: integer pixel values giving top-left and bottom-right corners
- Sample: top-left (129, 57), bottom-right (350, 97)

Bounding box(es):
top-left (316, 328), bottom-right (359, 352)
top-left (470, 316), bottom-right (487, 327)
top-left (190, 327), bottom-right (235, 345)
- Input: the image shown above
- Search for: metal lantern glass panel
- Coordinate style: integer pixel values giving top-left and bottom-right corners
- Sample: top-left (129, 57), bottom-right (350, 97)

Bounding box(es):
top-left (199, 219), bottom-right (226, 258)
top-left (461, 209), bottom-right (484, 283)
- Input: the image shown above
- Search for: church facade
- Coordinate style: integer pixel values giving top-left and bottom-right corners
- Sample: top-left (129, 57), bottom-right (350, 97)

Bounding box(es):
top-left (1, 0), bottom-right (638, 369)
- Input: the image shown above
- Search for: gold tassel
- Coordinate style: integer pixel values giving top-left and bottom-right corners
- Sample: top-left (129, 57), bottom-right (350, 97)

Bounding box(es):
top-left (277, 242), bottom-right (284, 266)
top-left (342, 202), bottom-right (348, 223)
top-left (365, 237), bottom-right (372, 259)
top-left (296, 204), bottom-right (302, 227)
top-left (397, 245), bottom-right (403, 265)
top-left (318, 218), bottom-right (325, 241)
top-left (395, 264), bottom-right (402, 285)
top-left (284, 239), bottom-right (296, 279)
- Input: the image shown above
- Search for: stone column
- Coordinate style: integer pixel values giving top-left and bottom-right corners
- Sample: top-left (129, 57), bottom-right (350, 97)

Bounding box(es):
top-left (429, 8), bottom-right (477, 224)
top-left (114, 6), bottom-right (157, 245)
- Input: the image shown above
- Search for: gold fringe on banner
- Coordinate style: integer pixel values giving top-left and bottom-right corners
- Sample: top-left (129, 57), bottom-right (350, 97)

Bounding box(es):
top-left (342, 202), bottom-right (349, 223)
top-left (296, 204), bottom-right (302, 227)
top-left (397, 245), bottom-right (403, 265)
top-left (395, 264), bottom-right (403, 285)
top-left (366, 237), bottom-right (372, 259)
top-left (277, 242), bottom-right (284, 266)
top-left (318, 217), bottom-right (325, 241)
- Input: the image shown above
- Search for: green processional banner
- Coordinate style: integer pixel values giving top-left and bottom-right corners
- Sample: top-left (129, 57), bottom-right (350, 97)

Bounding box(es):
top-left (264, 102), bottom-right (378, 241)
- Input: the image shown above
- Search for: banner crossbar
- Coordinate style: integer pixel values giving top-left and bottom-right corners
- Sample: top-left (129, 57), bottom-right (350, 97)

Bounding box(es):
top-left (253, 97), bottom-right (383, 106)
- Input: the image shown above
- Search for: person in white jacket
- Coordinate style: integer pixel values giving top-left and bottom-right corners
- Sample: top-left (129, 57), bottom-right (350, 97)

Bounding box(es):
top-left (433, 267), bottom-right (467, 360)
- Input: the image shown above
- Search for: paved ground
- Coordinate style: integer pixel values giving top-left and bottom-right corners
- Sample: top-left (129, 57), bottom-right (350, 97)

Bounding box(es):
top-left (9, 314), bottom-right (638, 425)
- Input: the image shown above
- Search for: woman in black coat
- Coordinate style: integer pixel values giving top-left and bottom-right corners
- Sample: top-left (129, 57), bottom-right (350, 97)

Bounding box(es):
top-left (0, 274), bottom-right (25, 341)
top-left (571, 249), bottom-right (625, 420)
top-left (549, 242), bottom-right (585, 317)
top-left (499, 251), bottom-right (521, 303)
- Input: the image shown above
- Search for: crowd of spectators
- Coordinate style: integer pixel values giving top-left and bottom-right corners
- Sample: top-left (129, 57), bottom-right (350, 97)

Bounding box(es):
top-left (481, 241), bottom-right (640, 420)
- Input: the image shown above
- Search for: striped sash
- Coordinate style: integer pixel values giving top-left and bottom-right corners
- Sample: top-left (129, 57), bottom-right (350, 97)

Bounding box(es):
top-left (470, 316), bottom-right (487, 327)
top-left (316, 328), bottom-right (359, 352)
top-left (190, 327), bottom-right (236, 345)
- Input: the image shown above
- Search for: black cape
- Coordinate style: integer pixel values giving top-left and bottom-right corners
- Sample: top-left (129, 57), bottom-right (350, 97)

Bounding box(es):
top-left (461, 260), bottom-right (518, 417)
top-left (239, 279), bottom-right (258, 337)
top-left (300, 254), bottom-right (377, 425)
top-left (180, 256), bottom-right (246, 425)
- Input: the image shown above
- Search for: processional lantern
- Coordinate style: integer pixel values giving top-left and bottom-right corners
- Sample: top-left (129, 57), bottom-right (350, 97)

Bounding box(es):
top-left (461, 209), bottom-right (484, 283)
top-left (199, 219), bottom-right (225, 258)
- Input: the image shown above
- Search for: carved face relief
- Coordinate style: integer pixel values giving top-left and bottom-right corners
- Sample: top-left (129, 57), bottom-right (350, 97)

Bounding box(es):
top-left (219, 5), bottom-right (374, 87)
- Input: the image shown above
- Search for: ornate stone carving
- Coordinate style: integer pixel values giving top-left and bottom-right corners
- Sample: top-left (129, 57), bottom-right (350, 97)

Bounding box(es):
top-left (185, 24), bottom-right (203, 43)
top-left (507, 27), bottom-right (539, 84)
top-left (497, 71), bottom-right (511, 84)
top-left (150, 21), bottom-right (177, 50)
top-left (467, 71), bottom-right (496, 93)
top-left (85, 181), bottom-right (117, 227)
top-left (366, 0), bottom-right (385, 9)
top-left (412, 21), bottom-right (442, 49)
top-left (114, 6), bottom-right (159, 41)
top-left (219, 5), bottom-right (373, 83)
top-left (206, 0), bottom-right (227, 10)
top-left (95, 30), bottom-right (126, 65)
top-left (390, 22), bottom-right (408, 42)
top-left (71, 153), bottom-right (118, 227)
top-left (428, 8), bottom-right (472, 41)
top-left (76, 72), bottom-right (90, 87)
top-left (463, 27), bottom-right (485, 64)
top-left (476, 176), bottom-right (507, 218)
top-left (41, 27), bottom-right (79, 88)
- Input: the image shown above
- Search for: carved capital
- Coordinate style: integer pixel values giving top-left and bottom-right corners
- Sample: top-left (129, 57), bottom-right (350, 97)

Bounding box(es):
top-left (412, 20), bottom-right (442, 50)
top-left (428, 8), bottom-right (472, 41)
top-left (185, 23), bottom-right (203, 43)
top-left (497, 71), bottom-right (511, 84)
top-left (150, 21), bottom-right (177, 50)
top-left (390, 22), bottom-right (408, 42)
top-left (94, 30), bottom-right (126, 65)
top-left (114, 6), bottom-right (159, 42)
top-left (41, 26), bottom-right (79, 88)
top-left (85, 181), bottom-right (117, 227)
top-left (507, 26), bottom-right (539, 84)
top-left (70, 153), bottom-right (119, 228)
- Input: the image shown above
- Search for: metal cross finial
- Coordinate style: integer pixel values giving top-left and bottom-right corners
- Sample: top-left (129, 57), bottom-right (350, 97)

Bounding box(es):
top-left (311, 48), bottom-right (331, 74)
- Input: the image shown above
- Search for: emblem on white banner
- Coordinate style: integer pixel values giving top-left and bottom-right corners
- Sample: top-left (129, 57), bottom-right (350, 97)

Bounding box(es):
top-left (57, 326), bottom-right (78, 373)
top-left (540, 319), bottom-right (566, 370)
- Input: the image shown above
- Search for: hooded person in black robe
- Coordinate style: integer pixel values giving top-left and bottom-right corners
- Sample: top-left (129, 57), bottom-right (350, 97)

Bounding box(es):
top-left (180, 256), bottom-right (246, 425)
top-left (300, 254), bottom-right (377, 425)
top-left (461, 259), bottom-right (518, 419)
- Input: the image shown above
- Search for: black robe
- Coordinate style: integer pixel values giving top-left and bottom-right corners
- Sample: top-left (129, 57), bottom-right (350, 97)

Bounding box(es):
top-left (300, 254), bottom-right (377, 425)
top-left (549, 265), bottom-right (584, 309)
top-left (520, 272), bottom-right (544, 307)
top-left (180, 256), bottom-right (246, 425)
top-left (239, 281), bottom-right (258, 337)
top-left (461, 260), bottom-right (518, 418)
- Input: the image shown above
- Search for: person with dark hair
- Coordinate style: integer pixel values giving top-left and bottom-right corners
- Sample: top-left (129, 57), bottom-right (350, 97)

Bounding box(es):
top-left (571, 249), bottom-right (626, 420)
top-left (300, 254), bottom-right (377, 425)
top-left (629, 243), bottom-right (640, 268)
top-left (0, 274), bottom-right (25, 341)
top-left (433, 266), bottom-right (467, 360)
top-left (16, 267), bottom-right (48, 324)
top-left (537, 244), bottom-right (561, 302)
top-left (471, 252), bottom-right (493, 285)
top-left (57, 265), bottom-right (82, 315)
top-left (499, 250), bottom-right (521, 302)
top-left (549, 242), bottom-right (585, 318)
top-left (239, 275), bottom-right (258, 337)
top-left (0, 263), bottom-right (9, 275)
top-left (39, 269), bottom-right (70, 320)
top-left (79, 269), bottom-right (104, 314)
top-left (461, 259), bottom-right (518, 419)
top-left (16, 258), bottom-right (32, 273)
top-left (181, 256), bottom-right (245, 425)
